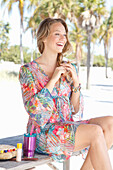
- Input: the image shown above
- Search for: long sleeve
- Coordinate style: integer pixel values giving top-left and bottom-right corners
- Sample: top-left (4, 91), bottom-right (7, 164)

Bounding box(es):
top-left (70, 63), bottom-right (84, 120)
top-left (19, 65), bottom-right (54, 127)
top-left (72, 92), bottom-right (84, 120)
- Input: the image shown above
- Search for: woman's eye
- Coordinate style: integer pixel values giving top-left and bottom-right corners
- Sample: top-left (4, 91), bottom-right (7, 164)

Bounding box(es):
top-left (55, 33), bottom-right (59, 35)
top-left (55, 33), bottom-right (67, 38)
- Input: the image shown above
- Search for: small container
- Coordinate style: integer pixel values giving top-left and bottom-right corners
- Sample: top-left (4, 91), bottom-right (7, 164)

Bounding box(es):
top-left (23, 133), bottom-right (36, 158)
top-left (16, 143), bottom-right (22, 162)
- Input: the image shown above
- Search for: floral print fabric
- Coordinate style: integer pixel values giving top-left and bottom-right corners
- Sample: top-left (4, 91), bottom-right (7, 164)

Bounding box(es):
top-left (19, 60), bottom-right (89, 162)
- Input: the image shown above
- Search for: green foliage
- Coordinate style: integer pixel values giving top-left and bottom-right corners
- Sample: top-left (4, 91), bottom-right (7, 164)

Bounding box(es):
top-left (77, 0), bottom-right (106, 16)
top-left (1, 45), bottom-right (37, 64)
top-left (108, 58), bottom-right (113, 70)
top-left (0, 0), bottom-right (113, 72)
top-left (107, 7), bottom-right (113, 27)
top-left (93, 54), bottom-right (105, 66)
top-left (64, 52), bottom-right (75, 61)
top-left (0, 21), bottom-right (10, 54)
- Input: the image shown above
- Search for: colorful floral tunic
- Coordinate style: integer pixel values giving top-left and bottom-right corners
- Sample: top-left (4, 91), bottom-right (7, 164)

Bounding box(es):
top-left (19, 60), bottom-right (89, 162)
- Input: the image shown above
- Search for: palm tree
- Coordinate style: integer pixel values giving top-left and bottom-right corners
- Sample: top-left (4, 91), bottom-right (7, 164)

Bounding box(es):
top-left (1, 0), bottom-right (25, 65)
top-left (29, 0), bottom-right (68, 20)
top-left (99, 7), bottom-right (113, 78)
top-left (90, 29), bottom-right (100, 67)
top-left (77, 0), bottom-right (107, 89)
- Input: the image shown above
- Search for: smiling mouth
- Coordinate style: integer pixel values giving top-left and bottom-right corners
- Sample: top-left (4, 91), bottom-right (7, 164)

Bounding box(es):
top-left (56, 43), bottom-right (64, 47)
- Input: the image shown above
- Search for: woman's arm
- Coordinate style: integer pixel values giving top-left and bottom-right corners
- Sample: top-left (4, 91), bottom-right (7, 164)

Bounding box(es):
top-left (19, 64), bottom-right (67, 127)
top-left (71, 83), bottom-right (80, 113)
top-left (19, 65), bottom-right (54, 128)
top-left (60, 63), bottom-right (83, 117)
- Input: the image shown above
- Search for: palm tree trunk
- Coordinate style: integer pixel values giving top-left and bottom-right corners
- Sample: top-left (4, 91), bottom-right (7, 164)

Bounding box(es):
top-left (91, 43), bottom-right (95, 67)
top-left (86, 31), bottom-right (91, 89)
top-left (76, 43), bottom-right (80, 73)
top-left (105, 58), bottom-right (108, 78)
top-left (20, 19), bottom-right (24, 65)
top-left (104, 43), bottom-right (108, 78)
top-left (75, 43), bottom-right (82, 74)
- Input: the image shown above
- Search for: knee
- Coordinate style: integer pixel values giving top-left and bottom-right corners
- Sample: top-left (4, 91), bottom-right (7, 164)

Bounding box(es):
top-left (91, 125), bottom-right (104, 144)
top-left (104, 116), bottom-right (113, 133)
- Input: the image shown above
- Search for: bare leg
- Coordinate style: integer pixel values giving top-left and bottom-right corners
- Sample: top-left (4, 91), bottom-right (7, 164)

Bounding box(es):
top-left (74, 123), bottom-right (112, 170)
top-left (89, 116), bottom-right (113, 148)
top-left (80, 116), bottom-right (113, 170)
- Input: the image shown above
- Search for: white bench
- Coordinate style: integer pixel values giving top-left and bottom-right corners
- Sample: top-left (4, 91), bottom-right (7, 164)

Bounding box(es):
top-left (0, 135), bottom-right (70, 170)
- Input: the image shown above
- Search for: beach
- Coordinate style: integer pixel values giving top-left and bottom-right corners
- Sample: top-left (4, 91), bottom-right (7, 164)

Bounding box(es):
top-left (0, 63), bottom-right (113, 169)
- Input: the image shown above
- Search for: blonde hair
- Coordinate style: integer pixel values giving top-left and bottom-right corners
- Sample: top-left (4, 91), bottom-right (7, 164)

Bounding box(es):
top-left (37, 17), bottom-right (72, 66)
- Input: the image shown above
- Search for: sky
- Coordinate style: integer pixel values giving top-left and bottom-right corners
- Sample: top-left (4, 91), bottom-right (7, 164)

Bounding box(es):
top-left (0, 0), bottom-right (113, 58)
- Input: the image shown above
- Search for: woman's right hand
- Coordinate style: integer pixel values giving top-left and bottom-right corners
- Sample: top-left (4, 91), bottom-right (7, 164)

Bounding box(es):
top-left (45, 65), bottom-right (66, 93)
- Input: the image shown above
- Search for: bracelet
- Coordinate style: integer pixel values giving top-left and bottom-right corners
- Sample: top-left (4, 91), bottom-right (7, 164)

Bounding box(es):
top-left (72, 83), bottom-right (81, 93)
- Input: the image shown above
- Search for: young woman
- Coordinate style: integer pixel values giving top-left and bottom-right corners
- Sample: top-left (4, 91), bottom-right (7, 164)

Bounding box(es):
top-left (19, 17), bottom-right (113, 170)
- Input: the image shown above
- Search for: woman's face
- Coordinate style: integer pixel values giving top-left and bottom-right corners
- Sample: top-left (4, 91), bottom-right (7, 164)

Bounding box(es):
top-left (43, 22), bottom-right (67, 54)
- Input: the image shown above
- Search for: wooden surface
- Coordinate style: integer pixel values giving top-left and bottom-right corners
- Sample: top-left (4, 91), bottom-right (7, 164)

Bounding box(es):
top-left (0, 135), bottom-right (53, 170)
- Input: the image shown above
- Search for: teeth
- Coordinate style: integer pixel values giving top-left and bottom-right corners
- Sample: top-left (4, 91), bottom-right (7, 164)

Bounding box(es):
top-left (57, 43), bottom-right (63, 46)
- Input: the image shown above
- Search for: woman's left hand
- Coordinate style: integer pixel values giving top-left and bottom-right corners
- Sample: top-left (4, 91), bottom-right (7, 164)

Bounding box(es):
top-left (60, 63), bottom-right (79, 86)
